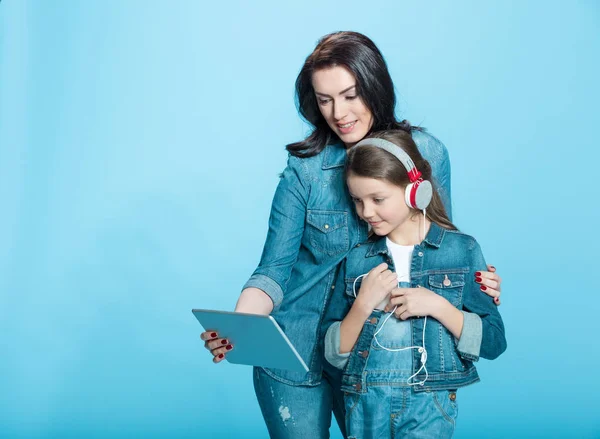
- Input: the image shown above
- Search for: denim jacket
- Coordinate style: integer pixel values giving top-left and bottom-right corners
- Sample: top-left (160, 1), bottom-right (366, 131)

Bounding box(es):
top-left (324, 222), bottom-right (507, 392)
top-left (243, 130), bottom-right (453, 385)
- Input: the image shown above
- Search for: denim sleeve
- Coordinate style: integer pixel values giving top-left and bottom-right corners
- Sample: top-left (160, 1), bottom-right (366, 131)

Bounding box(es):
top-left (461, 240), bottom-right (507, 361)
top-left (413, 130), bottom-right (452, 221)
top-left (456, 311), bottom-right (483, 360)
top-left (242, 155), bottom-right (308, 312)
top-left (324, 321), bottom-right (350, 369)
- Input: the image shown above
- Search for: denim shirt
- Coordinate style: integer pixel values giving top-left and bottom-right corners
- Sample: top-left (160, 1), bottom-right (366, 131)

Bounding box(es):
top-left (324, 222), bottom-right (507, 392)
top-left (243, 130), bottom-right (453, 385)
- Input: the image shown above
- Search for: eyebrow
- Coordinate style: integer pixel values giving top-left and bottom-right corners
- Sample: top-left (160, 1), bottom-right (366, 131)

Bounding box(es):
top-left (348, 192), bottom-right (386, 199)
top-left (315, 85), bottom-right (356, 98)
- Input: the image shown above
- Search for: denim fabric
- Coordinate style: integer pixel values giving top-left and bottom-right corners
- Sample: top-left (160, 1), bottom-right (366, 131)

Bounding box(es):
top-left (325, 223), bottom-right (507, 394)
top-left (341, 311), bottom-right (459, 438)
top-left (253, 363), bottom-right (346, 438)
top-left (243, 130), bottom-right (452, 386)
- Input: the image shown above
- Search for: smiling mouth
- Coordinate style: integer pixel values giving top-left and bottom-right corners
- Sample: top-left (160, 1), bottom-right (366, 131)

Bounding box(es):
top-left (338, 121), bottom-right (356, 129)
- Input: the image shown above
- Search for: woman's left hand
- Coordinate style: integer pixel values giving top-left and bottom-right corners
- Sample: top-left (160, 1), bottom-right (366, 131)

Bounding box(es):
top-left (475, 265), bottom-right (502, 306)
top-left (384, 286), bottom-right (443, 320)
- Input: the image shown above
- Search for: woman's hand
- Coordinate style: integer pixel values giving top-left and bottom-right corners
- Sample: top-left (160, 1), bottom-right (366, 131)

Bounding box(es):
top-left (384, 286), bottom-right (444, 320)
top-left (475, 265), bottom-right (502, 305)
top-left (355, 263), bottom-right (398, 312)
top-left (200, 331), bottom-right (233, 364)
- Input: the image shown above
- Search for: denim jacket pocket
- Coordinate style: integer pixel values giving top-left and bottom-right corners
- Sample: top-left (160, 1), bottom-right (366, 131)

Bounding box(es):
top-left (428, 272), bottom-right (466, 307)
top-left (306, 210), bottom-right (349, 257)
top-left (345, 277), bottom-right (361, 299)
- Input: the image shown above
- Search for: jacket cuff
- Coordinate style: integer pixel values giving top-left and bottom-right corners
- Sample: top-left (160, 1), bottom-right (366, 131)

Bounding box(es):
top-left (242, 274), bottom-right (283, 312)
top-left (456, 311), bottom-right (482, 362)
top-left (324, 321), bottom-right (350, 370)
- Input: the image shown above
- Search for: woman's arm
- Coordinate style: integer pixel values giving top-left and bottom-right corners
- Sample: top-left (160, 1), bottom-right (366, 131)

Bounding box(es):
top-left (240, 154), bottom-right (309, 312)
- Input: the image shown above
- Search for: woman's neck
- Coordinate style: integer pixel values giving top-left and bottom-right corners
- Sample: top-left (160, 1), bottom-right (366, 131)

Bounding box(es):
top-left (387, 214), bottom-right (431, 246)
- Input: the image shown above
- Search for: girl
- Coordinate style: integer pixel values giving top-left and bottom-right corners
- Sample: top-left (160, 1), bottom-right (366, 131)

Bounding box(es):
top-left (201, 32), bottom-right (503, 438)
top-left (324, 130), bottom-right (506, 438)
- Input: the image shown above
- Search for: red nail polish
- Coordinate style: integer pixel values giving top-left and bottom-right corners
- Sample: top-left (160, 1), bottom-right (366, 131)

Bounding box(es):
top-left (226, 345), bottom-right (233, 350)
top-left (475, 272), bottom-right (482, 277)
top-left (218, 354), bottom-right (224, 359)
top-left (211, 332), bottom-right (217, 338)
top-left (475, 277), bottom-right (482, 283)
top-left (480, 285), bottom-right (487, 291)
top-left (221, 339), bottom-right (228, 345)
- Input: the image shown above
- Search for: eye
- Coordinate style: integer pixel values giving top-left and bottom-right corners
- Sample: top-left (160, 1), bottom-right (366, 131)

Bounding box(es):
top-left (346, 95), bottom-right (358, 100)
top-left (373, 198), bottom-right (385, 204)
top-left (317, 98), bottom-right (331, 105)
top-left (351, 197), bottom-right (362, 204)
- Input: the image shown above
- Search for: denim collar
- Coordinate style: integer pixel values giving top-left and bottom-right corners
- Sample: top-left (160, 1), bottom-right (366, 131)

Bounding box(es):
top-left (322, 142), bottom-right (347, 169)
top-left (365, 222), bottom-right (446, 257)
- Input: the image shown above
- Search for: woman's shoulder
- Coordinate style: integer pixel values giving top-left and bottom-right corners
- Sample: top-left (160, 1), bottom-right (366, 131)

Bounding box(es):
top-left (286, 142), bottom-right (346, 174)
top-left (411, 128), bottom-right (448, 154)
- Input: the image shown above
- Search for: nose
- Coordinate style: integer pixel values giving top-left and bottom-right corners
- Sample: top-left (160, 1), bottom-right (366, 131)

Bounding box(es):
top-left (333, 99), bottom-right (348, 122)
top-left (361, 202), bottom-right (374, 219)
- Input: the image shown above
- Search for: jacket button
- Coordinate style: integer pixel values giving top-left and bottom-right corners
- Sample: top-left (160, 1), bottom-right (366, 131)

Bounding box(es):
top-left (370, 317), bottom-right (378, 325)
top-left (331, 285), bottom-right (335, 290)
top-left (356, 243), bottom-right (361, 247)
top-left (324, 224), bottom-right (330, 229)
top-left (418, 251), bottom-right (424, 257)
top-left (361, 350), bottom-right (369, 358)
top-left (449, 392), bottom-right (457, 401)
top-left (354, 383), bottom-right (362, 391)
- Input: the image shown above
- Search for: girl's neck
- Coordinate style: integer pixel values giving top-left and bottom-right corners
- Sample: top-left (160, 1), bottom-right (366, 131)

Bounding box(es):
top-left (387, 214), bottom-right (431, 246)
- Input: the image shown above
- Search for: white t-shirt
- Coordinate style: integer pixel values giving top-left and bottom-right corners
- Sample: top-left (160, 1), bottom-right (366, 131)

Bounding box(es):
top-left (375, 238), bottom-right (414, 310)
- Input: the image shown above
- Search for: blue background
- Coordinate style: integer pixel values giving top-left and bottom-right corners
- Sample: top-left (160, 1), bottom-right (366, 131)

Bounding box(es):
top-left (1, 1), bottom-right (599, 438)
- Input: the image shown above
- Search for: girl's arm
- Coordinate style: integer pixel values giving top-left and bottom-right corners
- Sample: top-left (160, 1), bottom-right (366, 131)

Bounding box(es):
top-left (338, 263), bottom-right (398, 353)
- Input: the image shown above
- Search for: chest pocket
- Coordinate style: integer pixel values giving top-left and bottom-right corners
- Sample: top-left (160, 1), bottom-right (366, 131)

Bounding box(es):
top-left (344, 277), bottom-right (361, 299)
top-left (306, 210), bottom-right (349, 257)
top-left (428, 272), bottom-right (466, 307)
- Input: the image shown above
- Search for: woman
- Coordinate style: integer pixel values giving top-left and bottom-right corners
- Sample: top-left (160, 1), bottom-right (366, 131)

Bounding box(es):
top-left (201, 31), bottom-right (502, 438)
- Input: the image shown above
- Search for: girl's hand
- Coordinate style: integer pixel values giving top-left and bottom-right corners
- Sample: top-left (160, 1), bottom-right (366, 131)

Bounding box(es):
top-left (200, 331), bottom-right (233, 364)
top-left (475, 265), bottom-right (502, 306)
top-left (355, 263), bottom-right (398, 312)
top-left (384, 286), bottom-right (443, 320)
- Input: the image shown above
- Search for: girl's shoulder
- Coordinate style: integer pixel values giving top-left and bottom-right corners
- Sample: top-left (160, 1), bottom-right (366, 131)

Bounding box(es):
top-left (442, 228), bottom-right (481, 253)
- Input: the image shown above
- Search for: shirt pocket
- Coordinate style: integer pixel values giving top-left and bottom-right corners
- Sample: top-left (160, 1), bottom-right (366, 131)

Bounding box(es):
top-left (428, 272), bottom-right (466, 307)
top-left (306, 210), bottom-right (349, 257)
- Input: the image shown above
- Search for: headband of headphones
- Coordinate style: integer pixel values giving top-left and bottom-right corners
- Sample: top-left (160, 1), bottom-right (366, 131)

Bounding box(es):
top-left (354, 138), bottom-right (422, 182)
top-left (353, 137), bottom-right (432, 210)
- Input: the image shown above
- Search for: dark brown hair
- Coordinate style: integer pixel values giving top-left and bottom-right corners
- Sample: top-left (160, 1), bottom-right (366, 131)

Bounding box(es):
top-left (346, 130), bottom-right (456, 231)
top-left (286, 31), bottom-right (414, 158)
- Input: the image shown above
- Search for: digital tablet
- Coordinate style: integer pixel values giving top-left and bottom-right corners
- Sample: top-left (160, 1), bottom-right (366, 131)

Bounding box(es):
top-left (192, 309), bottom-right (309, 373)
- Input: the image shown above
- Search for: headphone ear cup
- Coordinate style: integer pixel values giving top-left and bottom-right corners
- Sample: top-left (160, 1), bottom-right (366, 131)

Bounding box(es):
top-left (405, 183), bottom-right (415, 208)
top-left (405, 180), bottom-right (433, 210)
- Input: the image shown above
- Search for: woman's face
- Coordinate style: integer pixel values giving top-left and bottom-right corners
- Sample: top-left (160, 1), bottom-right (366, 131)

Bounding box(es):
top-left (311, 66), bottom-right (373, 148)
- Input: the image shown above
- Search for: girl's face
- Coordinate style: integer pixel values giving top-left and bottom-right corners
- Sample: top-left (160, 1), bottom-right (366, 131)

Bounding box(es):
top-left (347, 174), bottom-right (416, 244)
top-left (311, 66), bottom-right (373, 148)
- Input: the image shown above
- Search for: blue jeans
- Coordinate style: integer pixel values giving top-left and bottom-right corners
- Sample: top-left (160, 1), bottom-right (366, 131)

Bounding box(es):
top-left (253, 364), bottom-right (347, 438)
top-left (345, 386), bottom-right (458, 439)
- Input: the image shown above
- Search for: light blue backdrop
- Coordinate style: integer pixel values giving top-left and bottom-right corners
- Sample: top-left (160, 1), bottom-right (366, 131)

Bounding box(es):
top-left (1, 1), bottom-right (599, 438)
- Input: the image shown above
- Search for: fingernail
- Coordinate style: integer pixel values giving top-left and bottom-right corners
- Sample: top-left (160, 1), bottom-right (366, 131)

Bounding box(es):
top-left (226, 345), bottom-right (233, 350)
top-left (221, 339), bottom-right (228, 345)
top-left (494, 297), bottom-right (500, 303)
top-left (480, 285), bottom-right (487, 291)
top-left (490, 266), bottom-right (496, 270)
top-left (475, 277), bottom-right (482, 283)
top-left (211, 332), bottom-right (217, 338)
top-left (475, 272), bottom-right (482, 277)
top-left (218, 354), bottom-right (224, 359)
